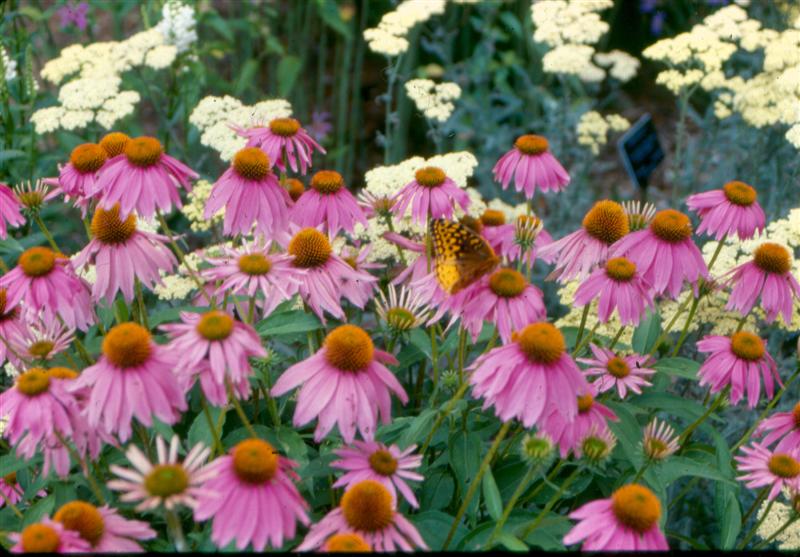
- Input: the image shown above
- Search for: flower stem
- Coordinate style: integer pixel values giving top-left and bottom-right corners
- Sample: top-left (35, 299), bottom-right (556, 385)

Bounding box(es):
top-left (707, 237), bottom-right (727, 272)
top-left (226, 378), bottom-right (258, 438)
top-left (200, 397), bottom-right (224, 458)
top-left (54, 430), bottom-right (105, 505)
top-left (165, 508), bottom-right (187, 552)
top-left (442, 421), bottom-right (513, 550)
top-left (486, 461), bottom-right (543, 548)
top-left (671, 295), bottom-right (700, 357)
top-left (678, 386), bottom-right (730, 448)
top-left (135, 278), bottom-right (149, 330)
top-left (574, 304), bottom-right (590, 349)
top-left (647, 296), bottom-right (693, 357)
top-left (753, 512), bottom-right (800, 549)
top-left (738, 497), bottom-right (775, 549)
top-left (156, 211), bottom-right (212, 306)
top-left (33, 213), bottom-right (60, 251)
top-left (520, 466), bottom-right (582, 540)
top-left (0, 488), bottom-right (23, 519)
top-left (572, 320), bottom-right (600, 357)
top-left (420, 381), bottom-right (470, 455)
top-left (607, 326), bottom-right (625, 351)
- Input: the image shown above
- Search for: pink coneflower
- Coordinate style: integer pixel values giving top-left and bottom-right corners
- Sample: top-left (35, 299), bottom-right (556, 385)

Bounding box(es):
top-left (291, 170), bottom-right (368, 235)
top-left (0, 246), bottom-right (94, 331)
top-left (539, 200), bottom-right (630, 282)
top-left (91, 136), bottom-right (197, 220)
top-left (686, 181), bottom-right (765, 241)
top-left (54, 500), bottom-right (156, 552)
top-left (481, 212), bottom-right (553, 267)
top-left (1, 472), bottom-right (38, 509)
top-left (322, 533), bottom-right (371, 552)
top-left (375, 284), bottom-right (431, 334)
top-left (201, 241), bottom-right (304, 319)
top-left (8, 312), bottom-right (74, 365)
top-left (563, 483), bottom-right (669, 550)
top-left (642, 418), bottom-right (680, 461)
top-left (161, 310), bottom-right (266, 406)
top-left (108, 435), bottom-right (214, 511)
top-left (610, 209), bottom-right (708, 299)
top-left (332, 441), bottom-right (423, 508)
top-left (236, 117), bottom-right (325, 175)
top-left (284, 177), bottom-right (305, 203)
top-left (391, 166), bottom-right (470, 225)
top-left (457, 268), bottom-right (546, 343)
top-left (284, 227), bottom-right (378, 323)
top-left (298, 480), bottom-right (428, 551)
top-left (57, 143), bottom-right (107, 208)
top-left (339, 244), bottom-right (384, 309)
top-left (697, 331), bottom-right (780, 408)
top-left (578, 344), bottom-right (655, 399)
top-left (271, 324), bottom-right (408, 443)
top-left (205, 147), bottom-right (292, 239)
top-left (756, 403), bottom-right (800, 454)
top-left (73, 204), bottom-right (177, 304)
top-left (735, 443), bottom-right (800, 500)
top-left (99, 131), bottom-right (130, 158)
top-left (492, 134), bottom-right (570, 198)
top-left (468, 322), bottom-right (589, 427)
top-left (13, 179), bottom-right (60, 213)
top-left (383, 231), bottom-right (429, 286)
top-left (0, 288), bottom-right (24, 365)
top-left (541, 385), bottom-right (618, 458)
top-left (194, 439), bottom-right (310, 550)
top-left (0, 182), bottom-right (25, 239)
top-left (9, 517), bottom-right (92, 553)
top-left (574, 256), bottom-right (654, 326)
top-left (724, 242), bottom-right (800, 325)
top-left (69, 322), bottom-right (187, 441)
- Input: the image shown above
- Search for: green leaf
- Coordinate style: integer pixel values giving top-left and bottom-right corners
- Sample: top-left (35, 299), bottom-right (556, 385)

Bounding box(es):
top-left (204, 12), bottom-right (234, 43)
top-left (0, 149), bottom-right (25, 162)
top-left (277, 55), bottom-right (303, 98)
top-left (482, 469), bottom-right (503, 521)
top-left (630, 392), bottom-right (708, 421)
top-left (498, 12), bottom-right (523, 38)
top-left (449, 431), bottom-right (482, 518)
top-left (409, 511), bottom-right (468, 551)
top-left (632, 307), bottom-right (661, 353)
top-left (0, 454), bottom-right (27, 477)
top-left (497, 532), bottom-right (528, 551)
top-left (188, 406), bottom-right (226, 449)
top-left (314, 0), bottom-right (352, 38)
top-left (408, 328), bottom-right (433, 359)
top-left (419, 470), bottom-right (455, 511)
top-left (23, 495), bottom-right (55, 527)
top-left (655, 357), bottom-right (700, 380)
top-left (655, 456), bottom-right (736, 487)
top-left (234, 59), bottom-right (259, 97)
top-left (150, 417), bottom-right (175, 441)
top-left (399, 408), bottom-right (437, 448)
top-left (257, 309), bottom-right (321, 336)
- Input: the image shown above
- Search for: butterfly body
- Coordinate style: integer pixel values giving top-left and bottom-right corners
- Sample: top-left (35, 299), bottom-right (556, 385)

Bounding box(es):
top-left (430, 218), bottom-right (500, 294)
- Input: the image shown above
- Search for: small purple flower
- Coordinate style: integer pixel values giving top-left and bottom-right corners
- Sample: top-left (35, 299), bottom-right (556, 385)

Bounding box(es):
top-left (307, 110), bottom-right (333, 144)
top-left (640, 0), bottom-right (659, 13)
top-left (57, 1), bottom-right (89, 31)
top-left (650, 11), bottom-right (666, 36)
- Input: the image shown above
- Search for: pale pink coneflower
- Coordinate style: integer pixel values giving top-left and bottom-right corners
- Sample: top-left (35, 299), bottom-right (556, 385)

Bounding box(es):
top-left (383, 231), bottom-right (429, 286)
top-left (332, 441), bottom-right (424, 508)
top-left (298, 480), bottom-right (428, 551)
top-left (578, 344), bottom-right (656, 399)
top-left (8, 311), bottom-right (73, 366)
top-left (9, 517), bottom-right (92, 553)
top-left (539, 200), bottom-right (630, 282)
top-left (756, 402), bottom-right (800, 454)
top-left (481, 212), bottom-right (554, 268)
top-left (56, 143), bottom-right (107, 211)
top-left (193, 439), bottom-right (310, 551)
top-left (90, 136), bottom-right (198, 220)
top-left (322, 532), bottom-right (371, 552)
top-left (391, 166), bottom-right (470, 225)
top-left (204, 147), bottom-right (292, 240)
top-left (540, 384), bottom-right (618, 458)
top-left (108, 435), bottom-right (215, 511)
top-left (72, 204), bottom-right (177, 304)
top-left (573, 256), bottom-right (654, 326)
top-left (563, 483), bottom-right (669, 550)
top-left (696, 331), bottom-right (780, 408)
top-left (338, 243), bottom-right (384, 310)
top-left (0, 472), bottom-right (47, 509)
top-left (54, 500), bottom-right (156, 552)
top-left (492, 134), bottom-right (570, 198)
top-left (374, 284), bottom-right (431, 334)
top-left (68, 322), bottom-right (187, 442)
top-left (0, 246), bottom-right (95, 331)
top-left (724, 242), bottom-right (800, 325)
top-left (235, 117), bottom-right (325, 175)
top-left (610, 209), bottom-right (708, 299)
top-left (735, 443), bottom-right (800, 500)
top-left (0, 182), bottom-right (25, 239)
top-left (161, 310), bottom-right (266, 406)
top-left (642, 418), bottom-right (680, 461)
top-left (686, 181), bottom-right (765, 241)
top-left (291, 170), bottom-right (369, 235)
top-left (271, 324), bottom-right (408, 444)
top-left (468, 322), bottom-right (589, 427)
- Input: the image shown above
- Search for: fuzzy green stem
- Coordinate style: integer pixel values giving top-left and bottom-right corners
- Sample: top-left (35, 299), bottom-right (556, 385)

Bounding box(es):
top-left (421, 381), bottom-right (470, 456)
top-left (679, 386), bottom-right (730, 448)
top-left (165, 508), bottom-right (187, 552)
top-left (671, 295), bottom-right (700, 357)
top-left (738, 497), bottom-right (775, 549)
top-left (227, 378), bottom-right (258, 438)
top-left (486, 461), bottom-right (543, 548)
top-left (520, 466), bottom-right (582, 539)
top-left (574, 304), bottom-right (590, 349)
top-left (33, 214), bottom-right (60, 251)
top-left (200, 397), bottom-right (224, 458)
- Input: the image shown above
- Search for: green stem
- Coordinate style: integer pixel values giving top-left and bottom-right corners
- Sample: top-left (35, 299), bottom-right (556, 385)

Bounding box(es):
top-left (165, 508), bottom-right (187, 552)
top-left (671, 295), bottom-right (700, 357)
top-left (741, 486), bottom-right (769, 527)
top-left (738, 497), bottom-right (775, 549)
top-left (572, 320), bottom-right (600, 357)
top-left (0, 488), bottom-right (23, 519)
top-left (156, 212), bottom-right (212, 306)
top-left (486, 461), bottom-right (543, 548)
top-left (33, 214), bottom-right (60, 251)
top-left (227, 378), bottom-right (258, 438)
top-left (54, 430), bottom-right (105, 505)
top-left (607, 326), bottom-right (625, 351)
top-left (707, 238), bottom-right (727, 272)
top-left (679, 386), bottom-right (730, 448)
top-left (135, 279), bottom-right (149, 330)
top-left (200, 397), bottom-right (224, 457)
top-left (420, 381), bottom-right (470, 455)
top-left (442, 421), bottom-right (513, 550)
top-left (520, 466), bottom-right (582, 540)
top-left (632, 458), bottom-right (652, 483)
top-left (647, 296), bottom-right (693, 357)
top-left (574, 304), bottom-right (590, 349)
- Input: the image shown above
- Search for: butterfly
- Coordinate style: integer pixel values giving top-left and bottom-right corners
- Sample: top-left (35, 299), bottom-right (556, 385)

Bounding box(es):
top-left (430, 218), bottom-right (500, 294)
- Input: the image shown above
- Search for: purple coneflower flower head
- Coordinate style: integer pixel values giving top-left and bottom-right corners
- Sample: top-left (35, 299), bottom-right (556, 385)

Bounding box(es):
top-left (291, 170), bottom-right (369, 235)
top-left (9, 517), bottom-right (92, 553)
top-left (205, 147), bottom-right (291, 239)
top-left (469, 322), bottom-right (589, 427)
top-left (57, 1), bottom-right (89, 31)
top-left (686, 181), bottom-right (765, 241)
top-left (53, 500), bottom-right (156, 552)
top-left (481, 211), bottom-right (553, 267)
top-left (384, 231), bottom-right (429, 286)
top-left (735, 443), bottom-right (800, 501)
top-left (0, 288), bottom-right (24, 365)
top-left (99, 131), bottom-right (130, 158)
top-left (0, 182), bottom-right (25, 239)
top-left (697, 331), bottom-right (780, 408)
top-left (574, 256), bottom-right (654, 326)
top-left (72, 204), bottom-right (177, 304)
top-left (271, 324), bottom-right (408, 444)
top-left (0, 246), bottom-right (95, 331)
top-left (91, 136), bottom-right (198, 220)
top-left (493, 134), bottom-right (570, 198)
top-left (391, 166), bottom-right (470, 225)
top-left (540, 200), bottom-right (630, 282)
top-left (578, 344), bottom-right (655, 399)
top-left (563, 483), bottom-right (669, 550)
top-left (375, 284), bottom-right (431, 334)
top-left (162, 310), bottom-right (266, 406)
top-left (642, 418), bottom-right (680, 461)
top-left (322, 533), bottom-right (371, 552)
top-left (57, 143), bottom-right (107, 210)
top-left (298, 480), bottom-right (428, 551)
top-left (610, 209), bottom-right (708, 299)
top-left (541, 385), bottom-right (618, 458)
top-left (332, 441), bottom-right (423, 508)
top-left (69, 322), bottom-right (187, 441)
top-left (724, 242), bottom-right (799, 325)
top-left (338, 243), bottom-right (384, 309)
top-left (8, 311), bottom-right (74, 365)
top-left (201, 241), bottom-right (304, 319)
top-left (284, 177), bottom-right (305, 203)
top-left (756, 402), bottom-right (800, 454)
top-left (194, 439), bottom-right (310, 551)
top-left (108, 435), bottom-right (214, 512)
top-left (235, 117), bottom-right (325, 175)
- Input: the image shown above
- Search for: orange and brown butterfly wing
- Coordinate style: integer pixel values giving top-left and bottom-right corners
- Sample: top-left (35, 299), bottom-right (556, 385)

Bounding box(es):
top-left (430, 219), bottom-right (500, 294)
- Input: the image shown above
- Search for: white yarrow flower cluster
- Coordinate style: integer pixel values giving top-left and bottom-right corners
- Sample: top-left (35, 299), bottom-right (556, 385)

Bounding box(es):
top-left (364, 0), bottom-right (446, 56)
top-left (576, 111), bottom-right (630, 155)
top-left (2, 46), bottom-right (16, 81)
top-left (543, 44), bottom-right (604, 82)
top-left (182, 179), bottom-right (224, 232)
top-left (755, 490), bottom-right (800, 550)
top-left (594, 50), bottom-right (640, 83)
top-left (405, 79), bottom-right (461, 122)
top-left (156, 0), bottom-right (197, 54)
top-left (188, 95), bottom-right (292, 161)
